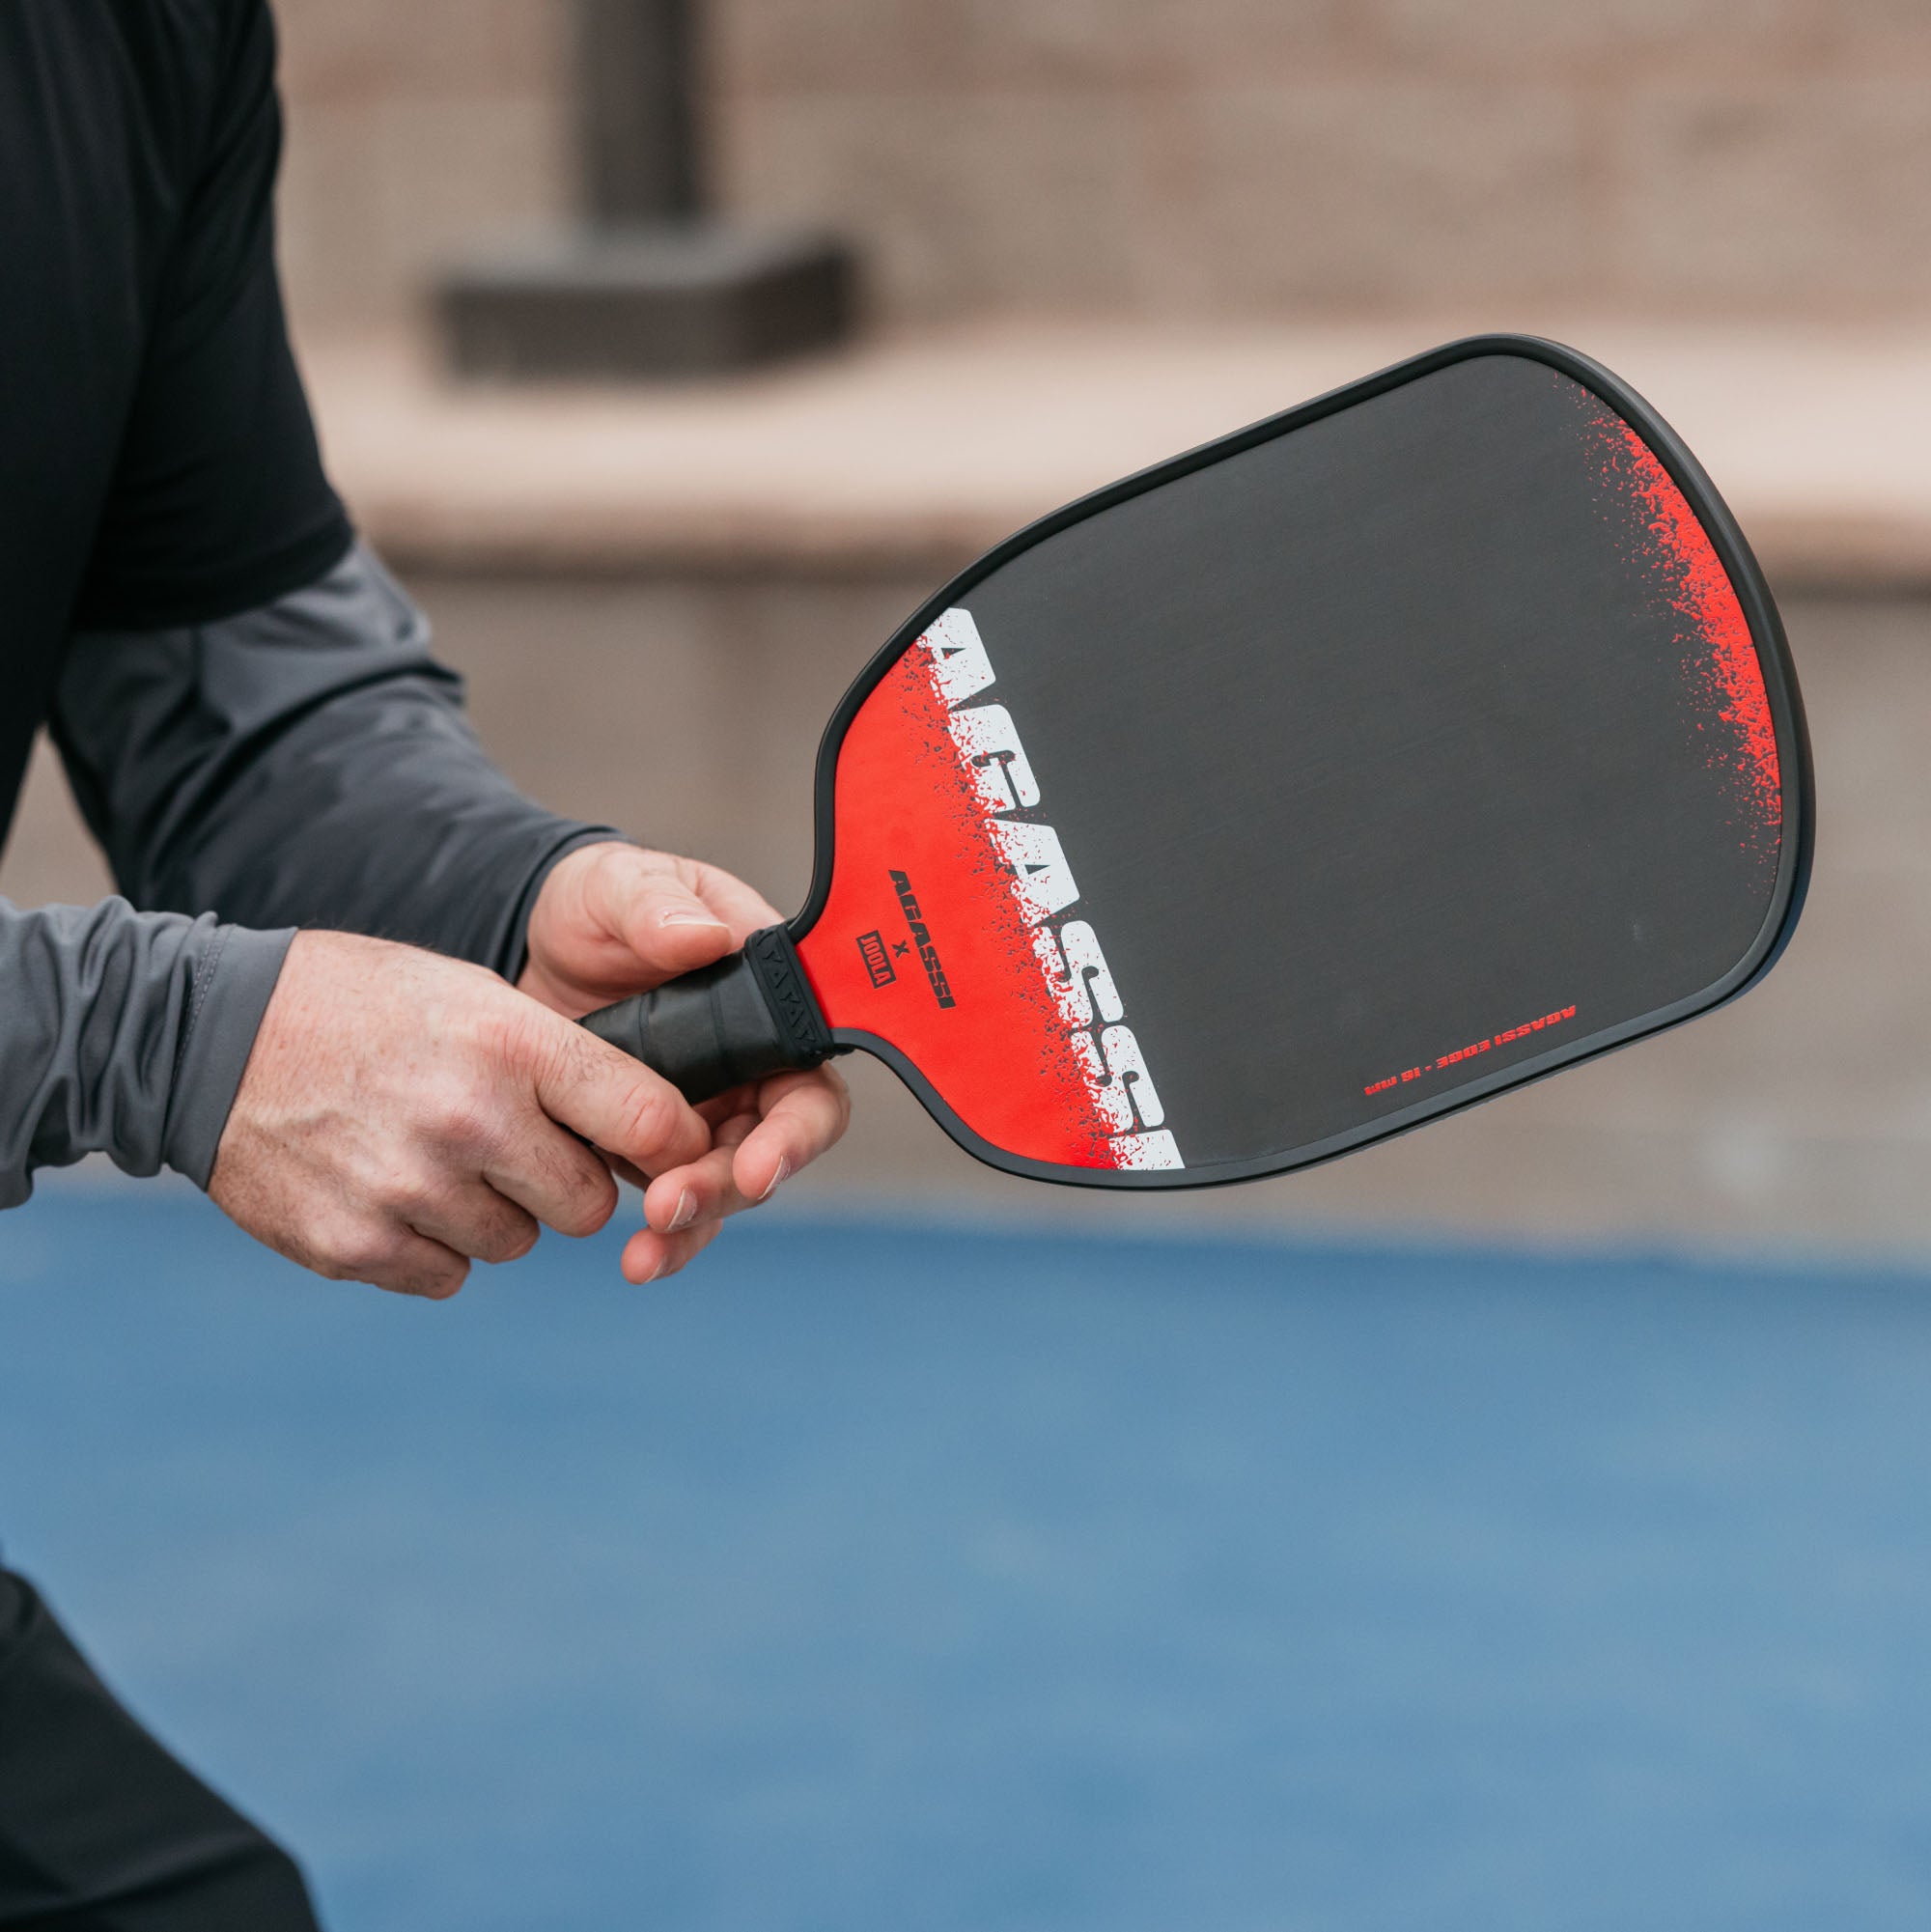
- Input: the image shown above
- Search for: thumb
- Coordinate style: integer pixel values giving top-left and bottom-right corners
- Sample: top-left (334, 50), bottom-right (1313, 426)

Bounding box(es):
top-left (568, 845), bottom-right (740, 988)
top-left (607, 867), bottom-right (740, 982)
top-left (526, 1010), bottom-right (712, 1176)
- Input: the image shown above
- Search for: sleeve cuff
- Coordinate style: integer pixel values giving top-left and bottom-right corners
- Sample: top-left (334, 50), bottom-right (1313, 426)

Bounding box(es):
top-left (160, 924), bottom-right (297, 1190)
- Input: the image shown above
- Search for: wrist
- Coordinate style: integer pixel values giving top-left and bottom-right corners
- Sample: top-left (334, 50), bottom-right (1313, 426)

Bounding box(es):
top-left (164, 924), bottom-right (298, 1190)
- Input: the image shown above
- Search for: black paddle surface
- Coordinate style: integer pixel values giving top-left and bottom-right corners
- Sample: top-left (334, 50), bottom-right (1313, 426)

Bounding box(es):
top-left (583, 337), bottom-right (1810, 1190)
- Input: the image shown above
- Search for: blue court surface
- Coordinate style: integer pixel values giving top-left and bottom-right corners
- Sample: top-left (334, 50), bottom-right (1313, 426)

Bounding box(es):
top-left (6, 1183), bottom-right (1931, 1931)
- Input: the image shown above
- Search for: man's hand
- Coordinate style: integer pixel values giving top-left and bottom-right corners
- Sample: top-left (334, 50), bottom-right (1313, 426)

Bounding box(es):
top-left (520, 843), bottom-right (852, 1282)
top-left (210, 931), bottom-right (713, 1299)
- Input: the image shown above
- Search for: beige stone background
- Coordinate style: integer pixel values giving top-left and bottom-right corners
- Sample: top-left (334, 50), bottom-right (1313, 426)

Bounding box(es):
top-left (272, 0), bottom-right (1931, 335)
top-left (9, 0), bottom-right (1931, 1259)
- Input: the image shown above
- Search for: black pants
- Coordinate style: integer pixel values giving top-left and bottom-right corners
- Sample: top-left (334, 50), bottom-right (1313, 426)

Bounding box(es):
top-left (0, 1570), bottom-right (321, 1930)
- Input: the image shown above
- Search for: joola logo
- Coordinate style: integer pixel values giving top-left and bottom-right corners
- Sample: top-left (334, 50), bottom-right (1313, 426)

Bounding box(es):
top-left (914, 609), bottom-right (1183, 1171)
top-left (855, 929), bottom-right (896, 989)
top-left (890, 870), bottom-right (956, 1009)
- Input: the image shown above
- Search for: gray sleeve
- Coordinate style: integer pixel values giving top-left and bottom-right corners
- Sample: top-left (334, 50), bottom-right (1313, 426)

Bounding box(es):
top-left (51, 541), bottom-right (618, 978)
top-left (0, 897), bottom-right (291, 1204)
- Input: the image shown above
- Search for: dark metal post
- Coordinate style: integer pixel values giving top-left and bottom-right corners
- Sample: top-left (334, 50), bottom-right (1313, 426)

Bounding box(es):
top-left (579, 0), bottom-right (699, 223)
top-left (440, 0), bottom-right (856, 380)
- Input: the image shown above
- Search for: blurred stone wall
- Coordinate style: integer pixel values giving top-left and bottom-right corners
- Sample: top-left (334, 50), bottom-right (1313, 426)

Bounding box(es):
top-left (276, 0), bottom-right (1931, 335)
top-left (275, 0), bottom-right (574, 335)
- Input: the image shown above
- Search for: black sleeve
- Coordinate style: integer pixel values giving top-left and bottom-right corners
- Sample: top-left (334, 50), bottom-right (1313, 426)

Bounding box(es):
top-left (52, 543), bottom-right (618, 979)
top-left (71, 0), bottom-right (351, 631)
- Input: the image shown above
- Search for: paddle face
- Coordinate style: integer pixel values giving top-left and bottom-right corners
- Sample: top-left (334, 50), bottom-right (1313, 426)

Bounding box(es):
top-left (790, 338), bottom-right (1810, 1189)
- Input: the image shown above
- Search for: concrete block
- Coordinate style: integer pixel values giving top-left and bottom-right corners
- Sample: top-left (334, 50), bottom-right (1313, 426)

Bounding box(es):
top-left (440, 224), bottom-right (857, 378)
top-left (1138, 82), bottom-right (1594, 313)
top-left (1617, 80), bottom-right (1931, 307)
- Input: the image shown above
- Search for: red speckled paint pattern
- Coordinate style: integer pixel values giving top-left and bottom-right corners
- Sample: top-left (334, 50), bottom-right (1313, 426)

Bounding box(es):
top-left (796, 642), bottom-right (1125, 1168)
top-left (1581, 391), bottom-right (1782, 854)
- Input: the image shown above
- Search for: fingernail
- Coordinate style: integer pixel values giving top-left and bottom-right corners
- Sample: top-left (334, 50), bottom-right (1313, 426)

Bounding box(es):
top-left (659, 907), bottom-right (729, 930)
top-left (666, 1188), bottom-right (697, 1233)
top-left (758, 1157), bottom-right (791, 1203)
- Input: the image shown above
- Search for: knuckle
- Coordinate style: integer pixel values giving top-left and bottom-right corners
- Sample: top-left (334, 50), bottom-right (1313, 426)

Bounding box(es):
top-left (514, 1130), bottom-right (617, 1239)
top-left (494, 1004), bottom-right (548, 1081)
top-left (325, 1221), bottom-right (405, 1283)
top-left (411, 1261), bottom-right (469, 1301)
top-left (552, 1177), bottom-right (616, 1240)
top-left (351, 1235), bottom-right (406, 1282)
top-left (613, 1078), bottom-right (680, 1158)
top-left (375, 1163), bottom-right (436, 1219)
top-left (431, 1084), bottom-right (507, 1160)
top-left (376, 1240), bottom-right (466, 1301)
top-left (523, 1018), bottom-right (599, 1109)
top-left (480, 1215), bottom-right (540, 1265)
top-left (496, 999), bottom-right (562, 1076)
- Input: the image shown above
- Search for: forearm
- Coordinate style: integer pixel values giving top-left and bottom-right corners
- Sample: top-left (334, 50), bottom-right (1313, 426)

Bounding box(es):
top-left (53, 544), bottom-right (615, 978)
top-left (0, 897), bottom-right (290, 1204)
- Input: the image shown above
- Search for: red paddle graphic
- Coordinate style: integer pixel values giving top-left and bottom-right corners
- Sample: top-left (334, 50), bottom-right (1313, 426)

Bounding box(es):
top-left (796, 608), bottom-right (1182, 1172)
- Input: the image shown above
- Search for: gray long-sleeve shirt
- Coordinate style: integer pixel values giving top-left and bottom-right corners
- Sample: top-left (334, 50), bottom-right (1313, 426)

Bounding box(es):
top-left (1, 543), bottom-right (613, 1205)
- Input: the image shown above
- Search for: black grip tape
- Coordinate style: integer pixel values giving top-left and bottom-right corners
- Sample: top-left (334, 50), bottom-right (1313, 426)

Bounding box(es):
top-left (578, 924), bottom-right (833, 1104)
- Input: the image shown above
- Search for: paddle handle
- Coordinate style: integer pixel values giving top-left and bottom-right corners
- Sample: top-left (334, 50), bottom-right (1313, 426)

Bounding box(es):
top-left (577, 924), bottom-right (835, 1104)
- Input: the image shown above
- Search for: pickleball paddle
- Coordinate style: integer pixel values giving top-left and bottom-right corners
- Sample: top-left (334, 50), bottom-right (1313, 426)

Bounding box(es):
top-left (581, 335), bottom-right (1812, 1190)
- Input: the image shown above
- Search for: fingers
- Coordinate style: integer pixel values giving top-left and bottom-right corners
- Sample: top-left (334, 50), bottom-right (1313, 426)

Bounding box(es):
top-left (643, 1067), bottom-right (850, 1236)
top-left (640, 1111), bottom-right (759, 1235)
top-left (731, 1065), bottom-right (853, 1205)
top-left (209, 927), bottom-right (763, 1302)
top-left (306, 1218), bottom-right (473, 1301)
top-left (481, 1126), bottom-right (620, 1239)
top-left (521, 1013), bottom-right (711, 1178)
top-left (621, 1215), bottom-right (723, 1286)
top-left (366, 1231), bottom-right (473, 1300)
top-left (624, 1066), bottom-right (851, 1286)
top-left (405, 1179), bottom-right (543, 1267)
